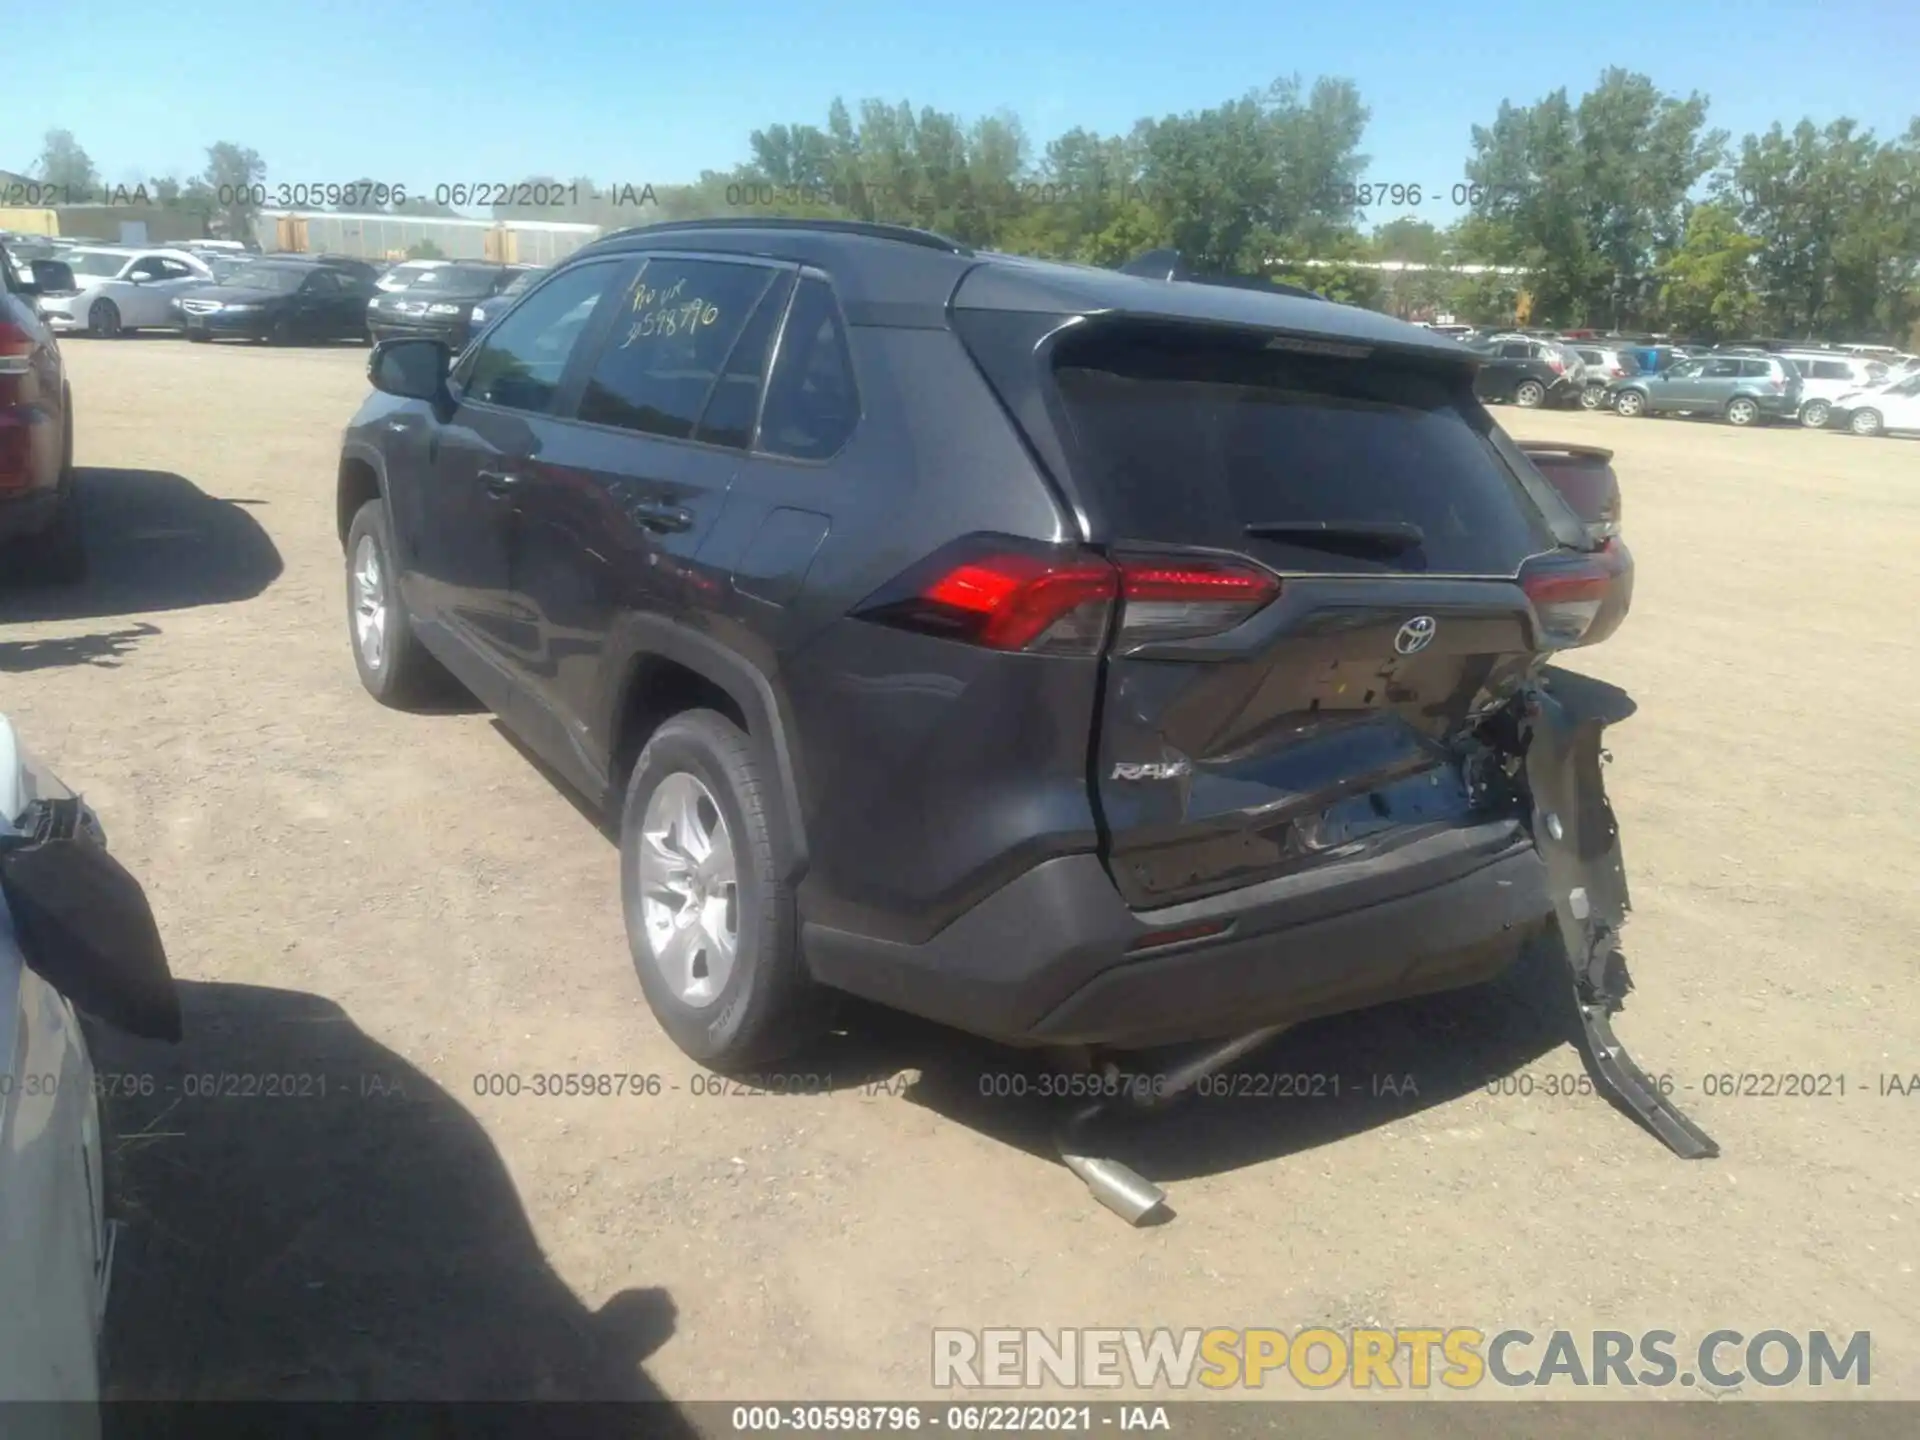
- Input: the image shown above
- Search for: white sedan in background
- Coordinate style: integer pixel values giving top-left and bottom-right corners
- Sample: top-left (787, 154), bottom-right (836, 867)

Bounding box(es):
top-left (375, 258), bottom-right (451, 293)
top-left (0, 715), bottom-right (113, 1421)
top-left (34, 247), bottom-right (213, 338)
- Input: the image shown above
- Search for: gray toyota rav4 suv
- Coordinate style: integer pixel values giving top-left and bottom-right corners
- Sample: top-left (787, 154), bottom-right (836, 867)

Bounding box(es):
top-left (336, 220), bottom-right (1706, 1197)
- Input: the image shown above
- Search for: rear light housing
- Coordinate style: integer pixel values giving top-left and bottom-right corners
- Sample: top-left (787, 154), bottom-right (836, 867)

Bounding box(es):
top-left (0, 414), bottom-right (32, 491)
top-left (854, 536), bottom-right (1281, 656)
top-left (1519, 540), bottom-right (1627, 648)
top-left (0, 319), bottom-right (33, 379)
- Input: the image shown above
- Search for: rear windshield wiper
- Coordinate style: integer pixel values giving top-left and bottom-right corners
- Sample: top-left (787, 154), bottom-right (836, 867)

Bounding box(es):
top-left (1242, 520), bottom-right (1426, 557)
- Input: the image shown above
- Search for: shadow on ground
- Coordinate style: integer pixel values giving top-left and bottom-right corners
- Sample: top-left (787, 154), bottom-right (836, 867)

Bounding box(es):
top-left (0, 470), bottom-right (283, 632)
top-left (93, 981), bottom-right (692, 1422)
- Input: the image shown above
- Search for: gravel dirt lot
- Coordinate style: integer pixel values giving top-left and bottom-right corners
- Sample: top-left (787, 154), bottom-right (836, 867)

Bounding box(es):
top-left (3, 338), bottom-right (1917, 1420)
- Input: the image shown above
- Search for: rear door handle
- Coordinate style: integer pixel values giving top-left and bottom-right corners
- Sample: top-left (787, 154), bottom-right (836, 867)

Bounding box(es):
top-left (628, 499), bottom-right (694, 533)
top-left (478, 468), bottom-right (524, 499)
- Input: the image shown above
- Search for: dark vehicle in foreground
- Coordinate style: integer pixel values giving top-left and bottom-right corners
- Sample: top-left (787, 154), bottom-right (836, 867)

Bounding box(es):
top-left (335, 218), bottom-right (1711, 1222)
top-left (1608, 353), bottom-right (1802, 425)
top-left (365, 263), bottom-right (533, 349)
top-left (1470, 335), bottom-right (1588, 408)
top-left (174, 261), bottom-right (377, 344)
top-left (465, 266), bottom-right (546, 338)
top-left (0, 247), bottom-right (81, 581)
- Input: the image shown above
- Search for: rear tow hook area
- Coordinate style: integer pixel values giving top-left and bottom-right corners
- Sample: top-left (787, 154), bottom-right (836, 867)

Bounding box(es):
top-left (1055, 1026), bottom-right (1292, 1226)
top-left (1521, 672), bottom-right (1719, 1161)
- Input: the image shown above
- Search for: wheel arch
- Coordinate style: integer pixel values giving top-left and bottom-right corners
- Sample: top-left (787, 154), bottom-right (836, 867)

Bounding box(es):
top-left (600, 617), bottom-right (810, 884)
top-left (336, 444), bottom-right (385, 550)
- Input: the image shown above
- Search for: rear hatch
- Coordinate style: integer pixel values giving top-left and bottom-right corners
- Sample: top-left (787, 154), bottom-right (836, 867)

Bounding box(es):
top-left (956, 311), bottom-right (1611, 910)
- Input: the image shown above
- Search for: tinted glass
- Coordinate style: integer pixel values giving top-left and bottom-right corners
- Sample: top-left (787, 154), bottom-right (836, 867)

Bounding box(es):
top-left (757, 277), bottom-right (859, 460)
top-left (576, 258), bottom-right (778, 439)
top-left (462, 261), bottom-right (618, 414)
top-left (694, 272), bottom-right (795, 449)
top-left (410, 265), bottom-right (505, 295)
top-left (1051, 324), bottom-right (1557, 577)
top-left (1499, 342), bottom-right (1530, 358)
top-left (226, 266), bottom-right (307, 293)
top-left (1703, 360), bottom-right (1741, 378)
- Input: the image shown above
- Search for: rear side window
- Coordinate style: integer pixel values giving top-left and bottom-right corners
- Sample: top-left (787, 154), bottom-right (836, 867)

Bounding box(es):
top-left (577, 257), bottom-right (777, 440)
top-left (1499, 342), bottom-right (1530, 358)
top-left (694, 271), bottom-right (794, 450)
top-left (1807, 360), bottom-right (1848, 380)
top-left (757, 276), bottom-right (859, 461)
top-left (1739, 360), bottom-right (1775, 378)
top-left (1049, 324), bottom-right (1559, 576)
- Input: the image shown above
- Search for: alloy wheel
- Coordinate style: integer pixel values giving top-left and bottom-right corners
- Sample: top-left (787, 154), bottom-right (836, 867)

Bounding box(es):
top-left (636, 772), bottom-right (739, 1009)
top-left (351, 533), bottom-right (387, 672)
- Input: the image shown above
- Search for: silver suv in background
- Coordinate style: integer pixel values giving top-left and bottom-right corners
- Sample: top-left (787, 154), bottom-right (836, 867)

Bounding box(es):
top-left (1777, 351), bottom-right (1891, 428)
top-left (1608, 353), bottom-right (1804, 426)
top-left (1571, 346), bottom-right (1642, 409)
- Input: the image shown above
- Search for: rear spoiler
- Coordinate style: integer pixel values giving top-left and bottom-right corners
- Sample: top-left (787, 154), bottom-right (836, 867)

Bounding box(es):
top-left (1118, 248), bottom-right (1326, 302)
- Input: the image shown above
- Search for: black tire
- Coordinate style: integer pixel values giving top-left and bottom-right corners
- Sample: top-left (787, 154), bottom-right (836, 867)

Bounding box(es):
top-left (87, 299), bottom-right (122, 338)
top-left (620, 710), bottom-right (832, 1070)
top-left (186, 330), bottom-right (211, 344)
top-left (34, 481), bottom-right (87, 584)
top-left (1849, 408), bottom-right (1883, 437)
top-left (1725, 396), bottom-right (1760, 427)
top-left (1799, 399), bottom-right (1831, 429)
top-left (1514, 379), bottom-right (1546, 408)
top-left (343, 497), bottom-right (447, 707)
top-left (1614, 388), bottom-right (1648, 418)
top-left (1580, 383), bottom-right (1607, 410)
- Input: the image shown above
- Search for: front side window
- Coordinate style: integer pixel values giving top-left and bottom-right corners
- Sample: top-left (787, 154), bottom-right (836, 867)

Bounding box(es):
top-left (461, 261), bottom-right (621, 414)
top-left (575, 257), bottom-right (780, 440)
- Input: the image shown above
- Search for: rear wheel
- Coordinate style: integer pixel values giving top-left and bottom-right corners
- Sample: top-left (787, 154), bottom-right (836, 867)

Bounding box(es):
top-left (1849, 407), bottom-right (1883, 437)
top-left (86, 300), bottom-right (122, 338)
top-left (1799, 399), bottom-right (1831, 429)
top-left (1725, 396), bottom-right (1760, 427)
top-left (1580, 383), bottom-right (1608, 410)
top-left (1614, 388), bottom-right (1647, 418)
top-left (620, 710), bottom-right (832, 1070)
top-left (1514, 379), bottom-right (1546, 408)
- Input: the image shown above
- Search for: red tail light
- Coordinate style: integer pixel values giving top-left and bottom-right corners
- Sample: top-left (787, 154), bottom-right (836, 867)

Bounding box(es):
top-left (1520, 544), bottom-right (1620, 647)
top-left (1609, 365), bottom-right (1625, 377)
top-left (856, 538), bottom-right (1280, 655)
top-left (1545, 355), bottom-right (1565, 374)
top-left (0, 320), bottom-right (33, 380)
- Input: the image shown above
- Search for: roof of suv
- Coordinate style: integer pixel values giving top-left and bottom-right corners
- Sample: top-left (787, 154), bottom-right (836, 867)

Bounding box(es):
top-left (578, 218), bottom-right (1473, 362)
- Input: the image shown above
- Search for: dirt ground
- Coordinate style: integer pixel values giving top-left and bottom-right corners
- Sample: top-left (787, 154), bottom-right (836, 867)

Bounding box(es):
top-left (3, 338), bottom-right (1917, 1422)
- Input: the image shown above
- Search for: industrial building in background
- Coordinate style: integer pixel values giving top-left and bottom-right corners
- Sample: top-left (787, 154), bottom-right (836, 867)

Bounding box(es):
top-left (261, 210), bottom-right (602, 264)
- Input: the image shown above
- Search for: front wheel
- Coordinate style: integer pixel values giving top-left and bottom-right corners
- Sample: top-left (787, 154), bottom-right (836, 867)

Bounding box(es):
top-left (1725, 397), bottom-right (1760, 427)
top-left (1849, 408), bottom-right (1883, 437)
top-left (1514, 379), bottom-right (1546, 408)
top-left (86, 299), bottom-right (122, 338)
top-left (1799, 399), bottom-right (1831, 429)
top-left (620, 710), bottom-right (833, 1070)
top-left (1614, 389), bottom-right (1648, 418)
top-left (343, 499), bottom-right (449, 707)
top-left (1580, 384), bottom-right (1608, 410)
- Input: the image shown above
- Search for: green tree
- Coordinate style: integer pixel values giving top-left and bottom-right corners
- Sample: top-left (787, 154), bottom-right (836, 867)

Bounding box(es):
top-left (405, 238), bottom-right (447, 260)
top-left (201, 142), bottom-right (267, 243)
top-left (1653, 199), bottom-right (1762, 339)
top-left (35, 129), bottom-right (100, 198)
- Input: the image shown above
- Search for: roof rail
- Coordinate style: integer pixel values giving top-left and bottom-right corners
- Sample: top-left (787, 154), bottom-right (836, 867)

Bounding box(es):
top-left (1117, 247), bottom-right (1325, 301)
top-left (597, 216), bottom-right (970, 254)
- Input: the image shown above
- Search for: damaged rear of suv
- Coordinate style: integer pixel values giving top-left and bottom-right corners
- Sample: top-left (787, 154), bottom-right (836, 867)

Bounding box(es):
top-left (340, 221), bottom-right (1709, 1223)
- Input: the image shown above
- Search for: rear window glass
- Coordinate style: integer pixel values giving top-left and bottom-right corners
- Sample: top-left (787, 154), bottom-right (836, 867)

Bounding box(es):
top-left (1050, 324), bottom-right (1559, 576)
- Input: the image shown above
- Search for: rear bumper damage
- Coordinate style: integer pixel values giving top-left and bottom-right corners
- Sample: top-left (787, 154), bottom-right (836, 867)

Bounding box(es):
top-left (1052, 669), bottom-right (1718, 1224)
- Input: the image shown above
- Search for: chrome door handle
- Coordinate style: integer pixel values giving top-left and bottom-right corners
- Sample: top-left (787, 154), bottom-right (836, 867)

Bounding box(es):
top-left (628, 499), bottom-right (693, 534)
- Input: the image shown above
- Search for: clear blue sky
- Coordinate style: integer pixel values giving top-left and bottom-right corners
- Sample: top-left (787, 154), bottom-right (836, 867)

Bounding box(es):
top-left (8, 0), bottom-right (1918, 226)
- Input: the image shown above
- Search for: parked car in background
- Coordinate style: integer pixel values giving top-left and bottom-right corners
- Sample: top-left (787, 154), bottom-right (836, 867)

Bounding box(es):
top-left (334, 219), bottom-right (1630, 1085)
top-left (1570, 346), bottom-right (1641, 409)
top-left (1470, 335), bottom-right (1588, 408)
top-left (173, 260), bottom-right (377, 345)
top-left (1775, 351), bottom-right (1891, 428)
top-left (375, 259), bottom-right (453, 294)
top-left (1828, 370), bottom-right (1920, 437)
top-left (30, 247), bottom-right (213, 338)
top-left (365, 263), bottom-right (533, 349)
top-left (263, 254), bottom-right (385, 288)
top-left (0, 245), bottom-right (81, 581)
top-left (465, 266), bottom-right (546, 338)
top-left (1608, 353), bottom-right (1803, 425)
